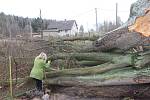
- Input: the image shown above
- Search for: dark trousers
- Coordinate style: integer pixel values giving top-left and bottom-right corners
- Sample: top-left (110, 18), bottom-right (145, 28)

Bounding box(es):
top-left (33, 78), bottom-right (42, 91)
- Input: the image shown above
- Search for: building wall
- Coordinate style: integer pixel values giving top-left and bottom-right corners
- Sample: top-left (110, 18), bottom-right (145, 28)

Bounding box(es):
top-left (70, 22), bottom-right (78, 35)
top-left (58, 30), bottom-right (70, 36)
top-left (43, 31), bottom-right (58, 37)
top-left (58, 22), bottom-right (78, 36)
top-left (43, 22), bottom-right (78, 38)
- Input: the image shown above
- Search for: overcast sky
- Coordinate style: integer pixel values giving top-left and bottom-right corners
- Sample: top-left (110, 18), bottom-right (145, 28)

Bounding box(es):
top-left (0, 0), bottom-right (137, 31)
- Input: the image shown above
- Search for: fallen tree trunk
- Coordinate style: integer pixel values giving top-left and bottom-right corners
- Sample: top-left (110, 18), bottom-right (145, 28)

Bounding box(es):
top-left (45, 76), bottom-right (150, 87)
top-left (50, 52), bottom-right (150, 69)
top-left (77, 60), bottom-right (106, 66)
top-left (46, 63), bottom-right (131, 78)
top-left (62, 36), bottom-right (99, 41)
top-left (15, 77), bottom-right (150, 98)
top-left (49, 52), bottom-right (133, 64)
top-left (50, 52), bottom-right (110, 61)
top-left (51, 59), bottom-right (106, 68)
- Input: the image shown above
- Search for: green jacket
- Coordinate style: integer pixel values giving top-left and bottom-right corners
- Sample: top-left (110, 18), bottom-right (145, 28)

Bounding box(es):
top-left (30, 57), bottom-right (50, 80)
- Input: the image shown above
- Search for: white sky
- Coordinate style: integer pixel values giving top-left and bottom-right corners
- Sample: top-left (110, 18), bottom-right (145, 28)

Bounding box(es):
top-left (0, 0), bottom-right (137, 31)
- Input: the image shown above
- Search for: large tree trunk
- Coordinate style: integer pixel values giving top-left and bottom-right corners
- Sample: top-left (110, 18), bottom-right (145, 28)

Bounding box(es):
top-left (50, 52), bottom-right (133, 64)
top-left (46, 63), bottom-right (131, 78)
top-left (45, 76), bottom-right (150, 87)
top-left (77, 60), bottom-right (105, 66)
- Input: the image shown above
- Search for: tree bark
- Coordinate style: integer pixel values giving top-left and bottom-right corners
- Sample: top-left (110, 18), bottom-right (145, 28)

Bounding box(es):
top-left (77, 60), bottom-right (106, 66)
top-left (46, 63), bottom-right (131, 78)
top-left (44, 76), bottom-right (150, 87)
top-left (135, 55), bottom-right (150, 68)
top-left (49, 52), bottom-right (133, 64)
top-left (62, 36), bottom-right (98, 41)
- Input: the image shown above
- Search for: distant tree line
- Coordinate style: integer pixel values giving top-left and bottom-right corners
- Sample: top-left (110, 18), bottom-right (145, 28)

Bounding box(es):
top-left (98, 16), bottom-right (123, 33)
top-left (0, 12), bottom-right (30, 38)
top-left (79, 16), bottom-right (123, 34)
top-left (0, 12), bottom-right (51, 38)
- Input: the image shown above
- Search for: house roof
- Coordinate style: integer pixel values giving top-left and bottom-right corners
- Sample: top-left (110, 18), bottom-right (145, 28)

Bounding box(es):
top-left (47, 20), bottom-right (77, 31)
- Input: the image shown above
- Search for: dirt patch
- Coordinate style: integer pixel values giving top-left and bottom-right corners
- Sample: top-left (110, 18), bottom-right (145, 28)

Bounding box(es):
top-left (46, 83), bottom-right (150, 99)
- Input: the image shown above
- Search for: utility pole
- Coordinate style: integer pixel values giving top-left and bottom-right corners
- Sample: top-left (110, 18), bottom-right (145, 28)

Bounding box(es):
top-left (40, 9), bottom-right (43, 39)
top-left (116, 3), bottom-right (118, 27)
top-left (29, 19), bottom-right (32, 35)
top-left (8, 16), bottom-right (13, 99)
top-left (95, 8), bottom-right (98, 32)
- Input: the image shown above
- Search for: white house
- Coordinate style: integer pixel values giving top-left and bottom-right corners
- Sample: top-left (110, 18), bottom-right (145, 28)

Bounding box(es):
top-left (43, 20), bottom-right (78, 39)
